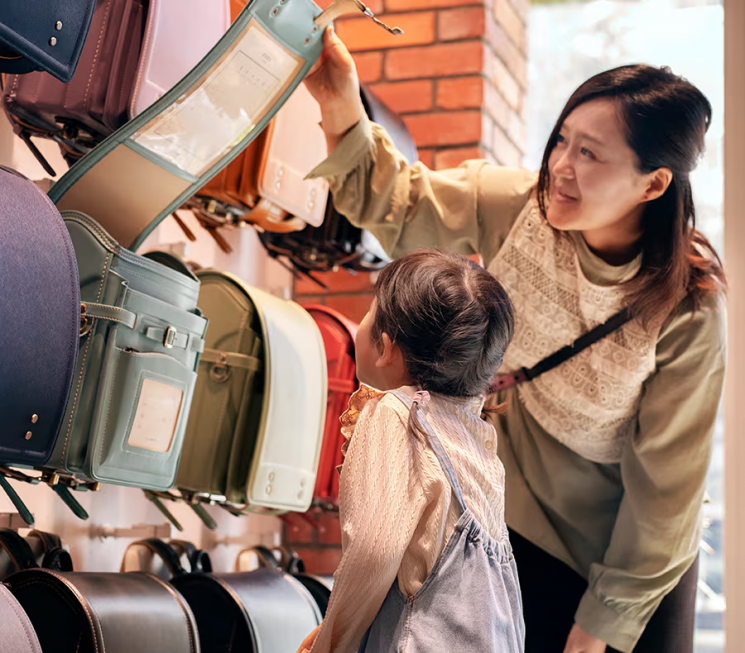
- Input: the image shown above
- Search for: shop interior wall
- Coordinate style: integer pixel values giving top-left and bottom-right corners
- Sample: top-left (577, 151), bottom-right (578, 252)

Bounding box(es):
top-left (0, 114), bottom-right (290, 573)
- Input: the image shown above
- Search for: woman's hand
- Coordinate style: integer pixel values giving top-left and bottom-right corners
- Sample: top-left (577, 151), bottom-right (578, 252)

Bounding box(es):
top-left (304, 26), bottom-right (364, 149)
top-left (563, 624), bottom-right (607, 653)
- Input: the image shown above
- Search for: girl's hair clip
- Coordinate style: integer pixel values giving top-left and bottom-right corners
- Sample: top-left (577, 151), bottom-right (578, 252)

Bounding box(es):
top-left (413, 390), bottom-right (431, 407)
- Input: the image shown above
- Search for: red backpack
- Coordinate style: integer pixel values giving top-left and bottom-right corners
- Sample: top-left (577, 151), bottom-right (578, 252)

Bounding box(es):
top-left (305, 306), bottom-right (359, 509)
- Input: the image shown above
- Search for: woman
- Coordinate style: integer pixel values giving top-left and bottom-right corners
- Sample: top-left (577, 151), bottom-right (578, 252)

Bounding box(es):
top-left (304, 27), bottom-right (726, 653)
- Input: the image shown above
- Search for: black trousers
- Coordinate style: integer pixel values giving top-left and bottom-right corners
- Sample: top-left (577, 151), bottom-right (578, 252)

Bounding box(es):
top-left (509, 529), bottom-right (699, 653)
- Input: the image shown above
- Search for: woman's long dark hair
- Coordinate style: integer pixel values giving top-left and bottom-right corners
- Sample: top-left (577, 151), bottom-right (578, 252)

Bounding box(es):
top-left (371, 249), bottom-right (514, 398)
top-left (537, 64), bottom-right (726, 326)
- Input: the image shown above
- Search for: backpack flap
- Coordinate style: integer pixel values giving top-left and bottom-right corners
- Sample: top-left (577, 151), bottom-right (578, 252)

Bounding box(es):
top-left (0, 0), bottom-right (96, 81)
top-left (176, 270), bottom-right (264, 500)
top-left (47, 213), bottom-right (208, 491)
top-left (304, 306), bottom-right (359, 507)
top-left (172, 569), bottom-right (321, 653)
top-left (8, 569), bottom-right (199, 653)
top-left (251, 83), bottom-right (329, 230)
top-left (129, 0), bottom-right (231, 118)
top-left (230, 283), bottom-right (327, 511)
top-left (0, 167), bottom-right (79, 467)
top-left (0, 584), bottom-right (42, 653)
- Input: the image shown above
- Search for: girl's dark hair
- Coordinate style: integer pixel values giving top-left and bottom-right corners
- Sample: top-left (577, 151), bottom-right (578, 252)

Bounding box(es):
top-left (537, 64), bottom-right (726, 326)
top-left (371, 249), bottom-right (514, 398)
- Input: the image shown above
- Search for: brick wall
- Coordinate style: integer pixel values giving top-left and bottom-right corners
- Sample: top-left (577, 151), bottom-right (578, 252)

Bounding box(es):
top-left (287, 0), bottom-right (530, 572)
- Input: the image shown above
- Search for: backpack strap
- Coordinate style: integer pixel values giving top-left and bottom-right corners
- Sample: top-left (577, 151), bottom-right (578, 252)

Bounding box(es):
top-left (26, 530), bottom-right (73, 572)
top-left (0, 529), bottom-right (38, 572)
top-left (122, 539), bottom-right (186, 579)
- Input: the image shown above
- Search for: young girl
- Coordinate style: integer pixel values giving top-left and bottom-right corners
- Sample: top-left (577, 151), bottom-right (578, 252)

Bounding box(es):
top-left (301, 248), bottom-right (523, 653)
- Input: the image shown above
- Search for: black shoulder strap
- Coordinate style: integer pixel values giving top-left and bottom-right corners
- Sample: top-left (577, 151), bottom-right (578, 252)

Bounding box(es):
top-left (27, 530), bottom-right (74, 572)
top-left (124, 539), bottom-right (186, 578)
top-left (168, 540), bottom-right (212, 573)
top-left (492, 308), bottom-right (632, 392)
top-left (0, 528), bottom-right (38, 572)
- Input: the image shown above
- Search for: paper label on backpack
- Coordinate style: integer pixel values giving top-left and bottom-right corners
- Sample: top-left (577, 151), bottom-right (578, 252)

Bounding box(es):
top-left (128, 378), bottom-right (184, 453)
top-left (132, 21), bottom-right (302, 177)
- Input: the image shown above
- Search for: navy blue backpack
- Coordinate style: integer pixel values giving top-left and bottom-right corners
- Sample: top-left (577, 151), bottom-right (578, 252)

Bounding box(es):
top-left (0, 166), bottom-right (80, 519)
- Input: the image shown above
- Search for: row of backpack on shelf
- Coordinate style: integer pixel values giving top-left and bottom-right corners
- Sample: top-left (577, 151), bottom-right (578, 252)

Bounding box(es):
top-left (3, 169), bottom-right (360, 528)
top-left (2, 0), bottom-right (415, 285)
top-left (1, 0), bottom-right (413, 532)
top-left (0, 526), bottom-right (330, 653)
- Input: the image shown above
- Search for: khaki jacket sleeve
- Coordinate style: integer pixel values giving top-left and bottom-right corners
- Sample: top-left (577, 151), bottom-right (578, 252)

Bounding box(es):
top-left (307, 114), bottom-right (536, 267)
top-left (575, 293), bottom-right (727, 652)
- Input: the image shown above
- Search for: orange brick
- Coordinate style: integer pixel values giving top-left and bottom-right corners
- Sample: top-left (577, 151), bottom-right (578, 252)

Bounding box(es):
top-left (438, 6), bottom-right (486, 42)
top-left (369, 80), bottom-right (434, 114)
top-left (436, 76), bottom-right (484, 110)
top-left (492, 122), bottom-right (523, 167)
top-left (386, 41), bottom-right (483, 80)
top-left (387, 0), bottom-right (481, 9)
top-left (418, 148), bottom-right (435, 169)
top-left (353, 51), bottom-right (384, 83)
top-left (337, 12), bottom-right (435, 52)
top-left (283, 513), bottom-right (318, 545)
top-left (434, 145), bottom-right (486, 170)
top-left (319, 268), bottom-right (373, 294)
top-left (324, 294), bottom-right (375, 323)
top-left (404, 111), bottom-right (482, 147)
top-left (493, 0), bottom-right (526, 52)
top-left (294, 547), bottom-right (343, 575)
top-left (318, 512), bottom-right (343, 545)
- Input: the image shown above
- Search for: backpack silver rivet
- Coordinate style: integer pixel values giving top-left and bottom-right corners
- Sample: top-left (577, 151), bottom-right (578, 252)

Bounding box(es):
top-left (31, 414), bottom-right (39, 424)
top-left (25, 431), bottom-right (32, 440)
top-left (265, 484), bottom-right (272, 495)
top-left (55, 21), bottom-right (63, 30)
top-left (49, 37), bottom-right (57, 46)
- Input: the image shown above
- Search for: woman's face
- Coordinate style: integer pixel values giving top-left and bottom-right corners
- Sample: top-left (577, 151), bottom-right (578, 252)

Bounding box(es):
top-left (546, 98), bottom-right (653, 239)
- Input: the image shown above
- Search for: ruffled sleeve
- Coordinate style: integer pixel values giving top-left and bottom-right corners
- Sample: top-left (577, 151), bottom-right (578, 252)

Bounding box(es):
top-left (336, 384), bottom-right (386, 474)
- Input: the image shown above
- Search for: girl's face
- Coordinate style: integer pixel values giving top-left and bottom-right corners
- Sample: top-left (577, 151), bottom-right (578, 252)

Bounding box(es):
top-left (355, 300), bottom-right (409, 391)
top-left (355, 301), bottom-right (380, 388)
top-left (546, 98), bottom-right (663, 246)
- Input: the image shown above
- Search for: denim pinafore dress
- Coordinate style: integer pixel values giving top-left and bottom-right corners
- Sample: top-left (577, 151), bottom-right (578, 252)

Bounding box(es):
top-left (359, 390), bottom-right (525, 653)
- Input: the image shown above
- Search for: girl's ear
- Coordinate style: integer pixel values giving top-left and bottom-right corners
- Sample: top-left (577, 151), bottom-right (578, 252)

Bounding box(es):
top-left (375, 332), bottom-right (397, 369)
